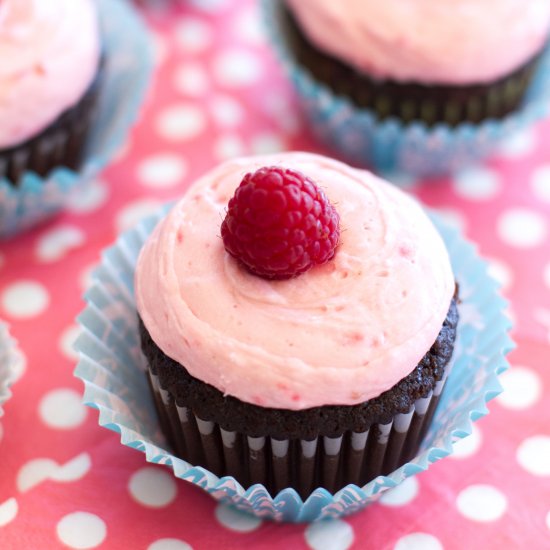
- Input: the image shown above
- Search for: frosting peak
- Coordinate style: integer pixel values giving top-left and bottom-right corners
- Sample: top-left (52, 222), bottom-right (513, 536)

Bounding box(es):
top-left (285, 0), bottom-right (550, 85)
top-left (135, 153), bottom-right (455, 410)
top-left (0, 0), bottom-right (99, 148)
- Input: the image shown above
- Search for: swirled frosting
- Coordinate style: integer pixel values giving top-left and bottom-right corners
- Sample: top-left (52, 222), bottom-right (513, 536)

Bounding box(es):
top-left (285, 0), bottom-right (550, 85)
top-left (0, 0), bottom-right (99, 149)
top-left (136, 153), bottom-right (455, 410)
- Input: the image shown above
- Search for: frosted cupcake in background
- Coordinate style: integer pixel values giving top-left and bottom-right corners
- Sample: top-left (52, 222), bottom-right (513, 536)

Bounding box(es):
top-left (0, 0), bottom-right (153, 238)
top-left (264, 0), bottom-right (550, 176)
top-left (0, 0), bottom-right (101, 184)
top-left (135, 152), bottom-right (459, 498)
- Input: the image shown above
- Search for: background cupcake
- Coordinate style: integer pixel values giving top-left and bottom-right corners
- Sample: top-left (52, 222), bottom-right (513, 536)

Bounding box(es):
top-left (0, 0), bottom-right (153, 239)
top-left (0, 0), bottom-right (101, 185)
top-left (265, 0), bottom-right (550, 175)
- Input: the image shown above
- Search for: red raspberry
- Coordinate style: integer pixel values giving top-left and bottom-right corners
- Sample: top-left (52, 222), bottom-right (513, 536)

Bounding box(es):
top-left (221, 166), bottom-right (340, 280)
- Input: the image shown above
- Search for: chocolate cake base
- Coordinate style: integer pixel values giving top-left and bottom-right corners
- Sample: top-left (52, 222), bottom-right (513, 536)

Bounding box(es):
top-left (140, 296), bottom-right (458, 498)
top-left (280, 6), bottom-right (541, 126)
top-left (0, 64), bottom-right (104, 186)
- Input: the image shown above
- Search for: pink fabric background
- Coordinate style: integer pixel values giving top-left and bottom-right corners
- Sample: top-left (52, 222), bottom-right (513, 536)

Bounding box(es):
top-left (0, 1), bottom-right (549, 548)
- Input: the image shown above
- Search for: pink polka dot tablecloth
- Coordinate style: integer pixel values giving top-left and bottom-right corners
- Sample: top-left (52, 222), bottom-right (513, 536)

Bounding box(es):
top-left (1, 1), bottom-right (550, 548)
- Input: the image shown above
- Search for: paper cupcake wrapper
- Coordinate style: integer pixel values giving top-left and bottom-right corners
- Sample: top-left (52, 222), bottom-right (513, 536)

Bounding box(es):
top-left (262, 0), bottom-right (550, 177)
top-left (0, 0), bottom-right (154, 239)
top-left (74, 204), bottom-right (513, 522)
top-left (148, 363), bottom-right (450, 500)
top-left (0, 322), bottom-right (22, 417)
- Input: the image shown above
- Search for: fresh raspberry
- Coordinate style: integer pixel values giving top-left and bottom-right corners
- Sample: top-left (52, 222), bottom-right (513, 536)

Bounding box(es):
top-left (221, 166), bottom-right (340, 280)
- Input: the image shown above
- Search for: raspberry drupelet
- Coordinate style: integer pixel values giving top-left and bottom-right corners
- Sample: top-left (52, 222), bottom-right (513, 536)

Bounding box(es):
top-left (221, 166), bottom-right (340, 279)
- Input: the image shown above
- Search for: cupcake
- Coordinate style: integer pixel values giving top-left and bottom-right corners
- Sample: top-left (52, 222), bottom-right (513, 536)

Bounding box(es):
top-left (135, 152), bottom-right (458, 498)
top-left (0, 0), bottom-right (102, 185)
top-left (264, 1), bottom-right (550, 175)
top-left (0, 0), bottom-right (153, 238)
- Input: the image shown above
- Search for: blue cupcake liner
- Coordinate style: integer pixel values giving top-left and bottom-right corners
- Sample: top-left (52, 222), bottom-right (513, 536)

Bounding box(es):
top-left (0, 322), bottom-right (22, 417)
top-left (262, 0), bottom-right (550, 177)
top-left (74, 204), bottom-right (513, 522)
top-left (0, 0), bottom-right (154, 238)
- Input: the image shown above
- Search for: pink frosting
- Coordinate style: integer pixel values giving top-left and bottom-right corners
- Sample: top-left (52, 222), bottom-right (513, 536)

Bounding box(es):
top-left (0, 0), bottom-right (100, 149)
top-left (285, 0), bottom-right (550, 85)
top-left (135, 153), bottom-right (455, 410)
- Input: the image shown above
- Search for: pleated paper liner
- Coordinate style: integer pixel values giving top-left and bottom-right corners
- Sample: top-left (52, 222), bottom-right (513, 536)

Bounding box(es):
top-left (74, 204), bottom-right (513, 522)
top-left (0, 322), bottom-right (23, 417)
top-left (148, 365), bottom-right (450, 500)
top-left (0, 0), bottom-right (153, 239)
top-left (263, 0), bottom-right (550, 176)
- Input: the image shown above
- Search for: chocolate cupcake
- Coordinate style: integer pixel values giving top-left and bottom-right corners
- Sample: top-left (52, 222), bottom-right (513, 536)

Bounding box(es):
top-left (282, 0), bottom-right (550, 126)
top-left (135, 152), bottom-right (458, 499)
top-left (0, 0), bottom-right (102, 185)
top-left (264, 1), bottom-right (550, 175)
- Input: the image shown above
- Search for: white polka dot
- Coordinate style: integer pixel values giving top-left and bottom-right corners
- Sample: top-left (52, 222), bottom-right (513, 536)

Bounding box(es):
top-left (456, 485), bottom-right (507, 522)
top-left (57, 512), bottom-right (106, 549)
top-left (138, 154), bottom-right (187, 189)
top-left (531, 165), bottom-right (550, 202)
top-left (36, 225), bottom-right (85, 263)
top-left (0, 498), bottom-right (18, 527)
top-left (148, 539), bottom-right (193, 550)
top-left (213, 49), bottom-right (262, 88)
top-left (17, 458), bottom-right (58, 492)
top-left (394, 533), bottom-right (443, 550)
top-left (496, 366), bottom-right (542, 410)
top-left (250, 133), bottom-right (286, 155)
top-left (173, 63), bottom-right (209, 97)
top-left (17, 453), bottom-right (91, 492)
top-left (304, 519), bottom-right (354, 550)
top-left (10, 349), bottom-right (27, 383)
top-left (546, 510), bottom-right (550, 530)
top-left (39, 388), bottom-right (87, 430)
top-left (379, 477), bottom-right (419, 507)
top-left (210, 95), bottom-right (244, 128)
top-left (188, 0), bottom-right (229, 12)
top-left (213, 134), bottom-right (245, 161)
top-left (79, 265), bottom-right (96, 292)
top-left (115, 199), bottom-right (162, 233)
top-left (152, 33), bottom-right (169, 66)
top-left (497, 129), bottom-right (536, 158)
top-left (232, 8), bottom-right (264, 45)
top-left (156, 104), bottom-right (206, 142)
top-left (517, 435), bottom-right (550, 476)
top-left (51, 453), bottom-right (92, 484)
top-left (450, 424), bottom-right (482, 459)
top-left (487, 258), bottom-right (513, 291)
top-left (66, 179), bottom-right (109, 214)
top-left (497, 209), bottom-right (547, 248)
top-left (214, 504), bottom-right (262, 533)
top-left (174, 18), bottom-right (212, 53)
top-left (544, 262), bottom-right (550, 290)
top-left (59, 325), bottom-right (81, 362)
top-left (129, 467), bottom-right (177, 508)
top-left (1, 281), bottom-right (49, 319)
top-left (454, 167), bottom-right (501, 200)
